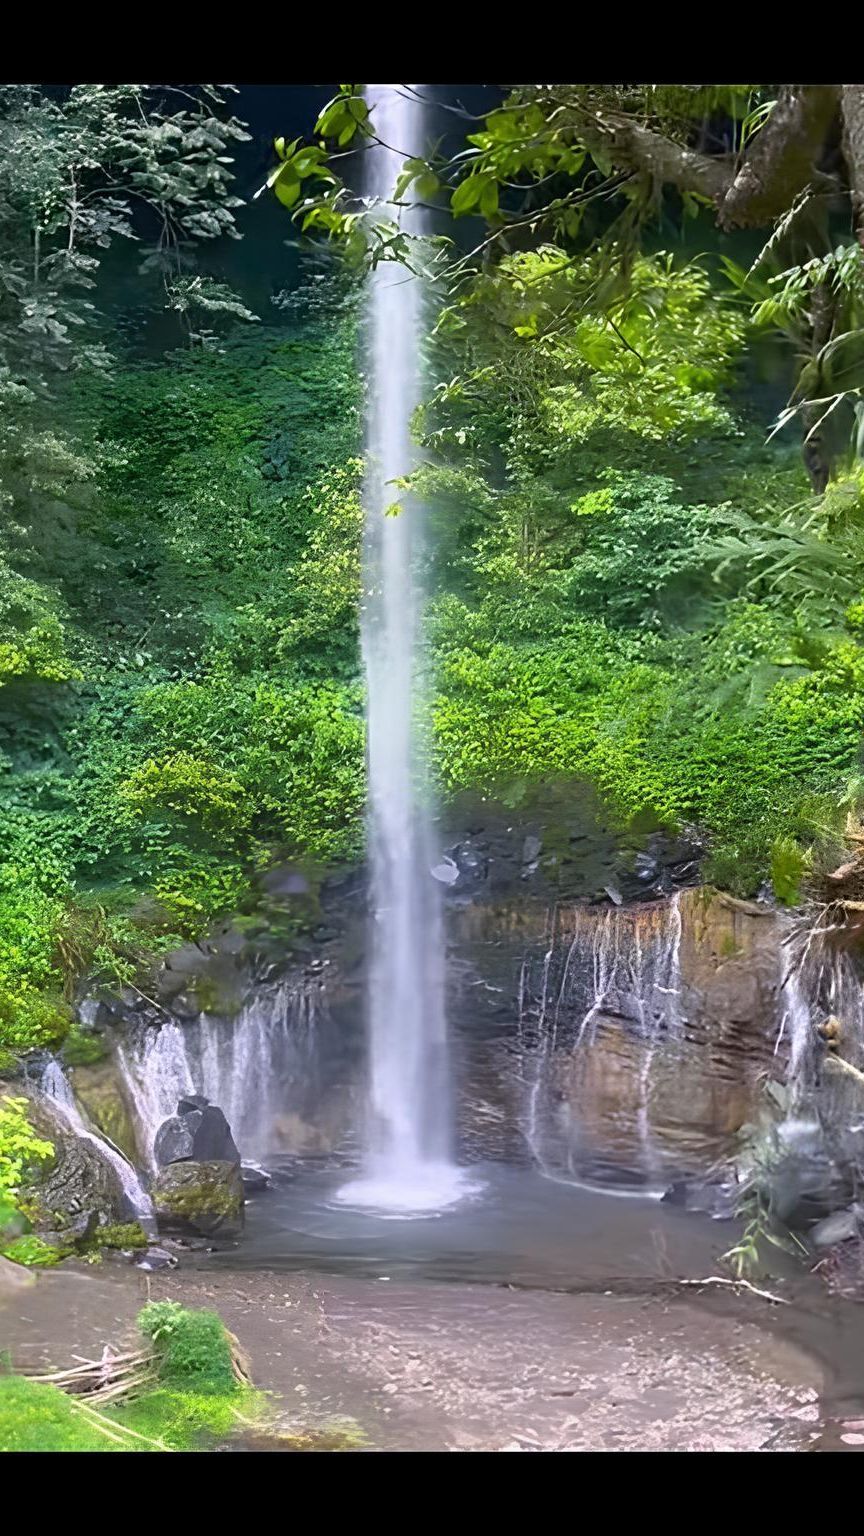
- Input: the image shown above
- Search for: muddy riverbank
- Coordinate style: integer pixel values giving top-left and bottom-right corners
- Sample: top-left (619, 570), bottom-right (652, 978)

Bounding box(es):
top-left (5, 1258), bottom-right (864, 1451)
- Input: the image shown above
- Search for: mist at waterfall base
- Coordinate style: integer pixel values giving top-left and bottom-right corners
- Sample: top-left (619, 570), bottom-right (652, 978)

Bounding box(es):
top-left (332, 84), bottom-right (473, 1217)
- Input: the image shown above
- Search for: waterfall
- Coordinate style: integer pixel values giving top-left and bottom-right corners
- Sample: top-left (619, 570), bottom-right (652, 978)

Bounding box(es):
top-left (39, 1059), bottom-right (156, 1234)
top-left (116, 980), bottom-right (320, 1171)
top-left (775, 920), bottom-right (864, 1173)
top-left (335, 84), bottom-right (467, 1213)
top-left (518, 896), bottom-right (684, 1187)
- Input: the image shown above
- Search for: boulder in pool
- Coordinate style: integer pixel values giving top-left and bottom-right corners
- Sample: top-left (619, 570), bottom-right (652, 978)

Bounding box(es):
top-left (154, 1098), bottom-right (240, 1168)
top-left (152, 1160), bottom-right (244, 1240)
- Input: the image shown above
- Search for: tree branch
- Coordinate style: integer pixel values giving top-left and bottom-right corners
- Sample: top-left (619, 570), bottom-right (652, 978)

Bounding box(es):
top-left (572, 88), bottom-right (840, 237)
top-left (717, 86), bottom-right (840, 230)
top-left (576, 107), bottom-right (733, 202)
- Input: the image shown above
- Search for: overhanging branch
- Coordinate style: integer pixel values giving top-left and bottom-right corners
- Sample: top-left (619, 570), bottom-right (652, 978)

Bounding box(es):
top-left (576, 107), bottom-right (733, 202)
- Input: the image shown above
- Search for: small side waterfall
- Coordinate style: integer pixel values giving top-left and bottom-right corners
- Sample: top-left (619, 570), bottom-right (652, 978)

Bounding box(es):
top-left (116, 979), bottom-right (321, 1170)
top-left (517, 896), bottom-right (685, 1187)
top-left (776, 920), bottom-right (864, 1174)
top-left (39, 1059), bottom-right (156, 1234)
top-left (508, 890), bottom-right (864, 1197)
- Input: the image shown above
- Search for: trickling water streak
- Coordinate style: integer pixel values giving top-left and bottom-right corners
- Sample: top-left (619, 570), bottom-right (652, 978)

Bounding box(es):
top-left (116, 981), bottom-right (320, 1170)
top-left (335, 85), bottom-right (468, 1214)
top-left (39, 1058), bottom-right (156, 1233)
top-left (519, 895), bottom-right (684, 1185)
top-left (777, 920), bottom-right (864, 1144)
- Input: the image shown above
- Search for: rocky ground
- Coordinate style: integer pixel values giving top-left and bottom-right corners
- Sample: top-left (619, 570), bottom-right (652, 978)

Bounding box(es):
top-left (6, 1259), bottom-right (864, 1451)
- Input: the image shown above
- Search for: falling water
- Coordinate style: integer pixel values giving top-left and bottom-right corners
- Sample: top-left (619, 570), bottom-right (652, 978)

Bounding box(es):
top-left (116, 980), bottom-right (320, 1170)
top-left (775, 920), bottom-right (864, 1172)
top-left (518, 896), bottom-right (684, 1187)
top-left (335, 85), bottom-right (467, 1213)
top-left (39, 1058), bottom-right (156, 1234)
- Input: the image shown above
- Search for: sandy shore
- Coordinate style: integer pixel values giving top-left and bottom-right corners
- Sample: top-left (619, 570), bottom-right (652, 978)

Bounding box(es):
top-left (3, 1258), bottom-right (845, 1450)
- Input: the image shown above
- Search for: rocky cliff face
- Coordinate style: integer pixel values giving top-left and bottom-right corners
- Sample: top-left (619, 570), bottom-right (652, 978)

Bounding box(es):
top-left (447, 887), bottom-right (788, 1185)
top-left (67, 877), bottom-right (808, 1200)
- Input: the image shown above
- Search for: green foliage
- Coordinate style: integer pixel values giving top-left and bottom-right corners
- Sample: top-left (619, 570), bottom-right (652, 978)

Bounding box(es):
top-left (2, 1233), bottom-right (64, 1266)
top-left (138, 1300), bottom-right (238, 1396)
top-left (0, 1095), bottom-right (58, 1265)
top-left (0, 1376), bottom-right (117, 1450)
top-left (0, 1371), bottom-right (262, 1452)
top-left (0, 1095), bottom-right (53, 1205)
top-left (420, 238), bottom-right (864, 897)
top-left (0, 277), bottom-right (363, 1042)
top-left (770, 834), bottom-right (807, 905)
top-left (117, 1386), bottom-right (257, 1451)
top-left (0, 871), bottom-right (71, 1051)
top-left (425, 249), bottom-right (746, 469)
top-left (0, 1300), bottom-right (268, 1452)
top-left (94, 1221), bottom-right (148, 1250)
top-left (61, 1024), bottom-right (108, 1066)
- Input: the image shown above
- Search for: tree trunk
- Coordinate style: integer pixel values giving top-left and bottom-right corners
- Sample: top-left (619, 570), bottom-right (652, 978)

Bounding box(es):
top-left (842, 84), bottom-right (864, 245)
top-left (577, 87), bottom-right (840, 236)
top-left (800, 279), bottom-right (836, 492)
top-left (583, 110), bottom-right (732, 202)
top-left (717, 86), bottom-right (840, 230)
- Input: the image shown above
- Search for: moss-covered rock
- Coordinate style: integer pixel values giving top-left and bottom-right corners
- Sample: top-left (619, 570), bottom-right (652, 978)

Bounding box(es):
top-left (24, 1094), bottom-right (131, 1237)
top-left (152, 1160), bottom-right (243, 1239)
top-left (1, 1234), bottom-right (66, 1267)
top-left (71, 1062), bottom-right (138, 1163)
top-left (62, 1026), bottom-right (109, 1067)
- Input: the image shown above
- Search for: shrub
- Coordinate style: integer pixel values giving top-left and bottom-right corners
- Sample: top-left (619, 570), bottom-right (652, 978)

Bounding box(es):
top-left (0, 1095), bottom-right (54, 1206)
top-left (138, 1301), bottom-right (238, 1396)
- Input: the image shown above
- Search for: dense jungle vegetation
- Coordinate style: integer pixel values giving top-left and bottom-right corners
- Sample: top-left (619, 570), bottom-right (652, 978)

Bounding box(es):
top-left (3, 82), bottom-right (864, 1063)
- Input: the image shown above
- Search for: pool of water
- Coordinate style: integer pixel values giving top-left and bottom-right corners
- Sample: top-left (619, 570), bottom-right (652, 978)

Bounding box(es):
top-left (203, 1160), bottom-right (738, 1289)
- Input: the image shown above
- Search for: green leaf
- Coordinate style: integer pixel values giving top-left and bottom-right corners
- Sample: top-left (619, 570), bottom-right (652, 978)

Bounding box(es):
top-left (272, 165), bottom-right (301, 208)
top-left (273, 136), bottom-right (298, 163)
top-left (451, 177), bottom-right (484, 216)
top-left (394, 169), bottom-right (416, 202)
top-left (479, 178), bottom-right (499, 218)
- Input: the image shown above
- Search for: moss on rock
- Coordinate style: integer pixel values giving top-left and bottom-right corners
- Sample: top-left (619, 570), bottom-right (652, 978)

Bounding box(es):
top-left (72, 1062), bottom-right (138, 1163)
top-left (94, 1221), bottom-right (148, 1250)
top-left (152, 1159), bottom-right (243, 1239)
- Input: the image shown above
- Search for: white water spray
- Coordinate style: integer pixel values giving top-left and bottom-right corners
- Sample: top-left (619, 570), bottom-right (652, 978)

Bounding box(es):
top-left (336, 85), bottom-right (468, 1214)
top-left (775, 920), bottom-right (864, 1157)
top-left (39, 1058), bottom-right (156, 1234)
top-left (116, 981), bottom-right (320, 1171)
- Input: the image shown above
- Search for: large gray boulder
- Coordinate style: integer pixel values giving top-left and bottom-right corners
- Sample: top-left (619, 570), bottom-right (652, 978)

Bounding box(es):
top-left (154, 1112), bottom-right (198, 1166)
top-left (152, 1160), bottom-right (244, 1239)
top-left (154, 1097), bottom-right (240, 1168)
top-left (27, 1111), bottom-right (131, 1234)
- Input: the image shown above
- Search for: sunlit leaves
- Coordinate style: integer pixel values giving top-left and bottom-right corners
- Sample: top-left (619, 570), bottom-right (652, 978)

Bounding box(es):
top-left (449, 173), bottom-right (499, 219)
top-left (258, 137), bottom-right (336, 209)
top-left (315, 86), bottom-right (369, 146)
top-left (394, 157), bottom-right (440, 203)
top-left (450, 176), bottom-right (483, 215)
